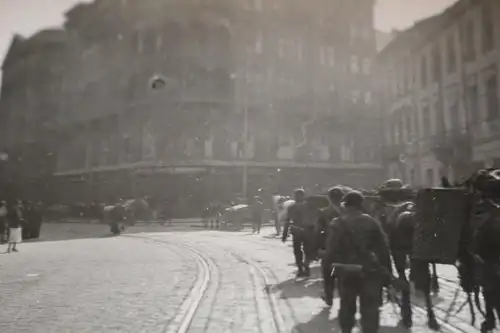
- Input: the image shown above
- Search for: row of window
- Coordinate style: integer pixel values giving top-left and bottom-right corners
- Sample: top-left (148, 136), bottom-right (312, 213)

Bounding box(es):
top-left (389, 72), bottom-right (499, 145)
top-left (388, 3), bottom-right (497, 97)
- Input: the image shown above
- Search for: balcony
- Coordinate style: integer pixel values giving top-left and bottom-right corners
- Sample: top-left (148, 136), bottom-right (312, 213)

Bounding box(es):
top-left (431, 130), bottom-right (472, 166)
top-left (380, 143), bottom-right (405, 164)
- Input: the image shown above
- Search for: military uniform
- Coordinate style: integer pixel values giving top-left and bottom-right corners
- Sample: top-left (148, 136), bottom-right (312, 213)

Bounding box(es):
top-left (251, 197), bottom-right (264, 234)
top-left (317, 204), bottom-right (341, 305)
top-left (325, 191), bottom-right (391, 333)
top-left (283, 189), bottom-right (315, 277)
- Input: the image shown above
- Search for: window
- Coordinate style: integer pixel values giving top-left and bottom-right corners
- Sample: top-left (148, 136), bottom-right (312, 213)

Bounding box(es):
top-left (449, 99), bottom-right (460, 129)
top-left (406, 112), bottom-right (414, 141)
top-left (320, 47), bottom-right (325, 65)
top-left (364, 91), bottom-right (372, 104)
top-left (349, 23), bottom-right (358, 40)
top-left (462, 20), bottom-right (475, 62)
top-left (466, 83), bottom-right (479, 124)
top-left (254, 0), bottom-right (262, 11)
top-left (421, 106), bottom-right (431, 138)
top-left (431, 44), bottom-right (441, 82)
top-left (486, 74), bottom-right (499, 121)
top-left (426, 168), bottom-right (434, 186)
top-left (363, 58), bottom-right (372, 74)
top-left (327, 47), bottom-right (335, 67)
top-left (278, 39), bottom-right (285, 58)
top-left (420, 55), bottom-right (428, 88)
top-left (446, 33), bottom-right (456, 73)
top-left (482, 5), bottom-right (495, 53)
top-left (351, 90), bottom-right (360, 104)
top-left (435, 101), bottom-right (445, 133)
top-left (255, 33), bottom-right (262, 54)
top-left (350, 55), bottom-right (359, 73)
top-left (155, 35), bottom-right (163, 50)
top-left (297, 41), bottom-right (303, 61)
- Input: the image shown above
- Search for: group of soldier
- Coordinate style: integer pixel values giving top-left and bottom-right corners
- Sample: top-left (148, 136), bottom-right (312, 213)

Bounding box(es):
top-left (0, 200), bottom-right (43, 252)
top-left (281, 185), bottom-right (395, 333)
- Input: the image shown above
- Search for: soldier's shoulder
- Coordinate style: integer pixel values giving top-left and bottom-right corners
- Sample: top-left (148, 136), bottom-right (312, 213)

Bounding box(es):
top-left (329, 217), bottom-right (341, 227)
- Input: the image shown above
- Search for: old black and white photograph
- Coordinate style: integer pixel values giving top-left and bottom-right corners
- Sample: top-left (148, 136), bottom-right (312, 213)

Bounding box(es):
top-left (0, 0), bottom-right (499, 332)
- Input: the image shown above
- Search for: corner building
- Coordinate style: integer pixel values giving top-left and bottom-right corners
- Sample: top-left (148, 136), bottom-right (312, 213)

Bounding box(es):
top-left (1, 0), bottom-right (383, 213)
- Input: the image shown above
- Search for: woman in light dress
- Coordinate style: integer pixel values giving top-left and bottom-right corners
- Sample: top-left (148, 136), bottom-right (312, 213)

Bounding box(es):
top-left (6, 200), bottom-right (23, 253)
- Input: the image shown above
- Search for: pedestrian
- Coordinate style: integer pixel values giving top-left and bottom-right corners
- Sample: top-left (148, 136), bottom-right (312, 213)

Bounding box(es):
top-left (324, 190), bottom-right (391, 333)
top-left (282, 189), bottom-right (315, 277)
top-left (6, 200), bottom-right (24, 253)
top-left (317, 186), bottom-right (345, 307)
top-left (251, 196), bottom-right (263, 234)
top-left (0, 201), bottom-right (7, 244)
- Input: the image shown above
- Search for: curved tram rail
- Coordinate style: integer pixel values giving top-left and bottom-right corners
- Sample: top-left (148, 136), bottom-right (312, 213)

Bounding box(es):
top-left (125, 235), bottom-right (212, 333)
top-left (125, 234), bottom-right (289, 333)
top-left (233, 234), bottom-right (480, 333)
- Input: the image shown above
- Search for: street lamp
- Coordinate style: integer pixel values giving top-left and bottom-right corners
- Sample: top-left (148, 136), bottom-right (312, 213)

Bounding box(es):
top-left (230, 65), bottom-right (250, 202)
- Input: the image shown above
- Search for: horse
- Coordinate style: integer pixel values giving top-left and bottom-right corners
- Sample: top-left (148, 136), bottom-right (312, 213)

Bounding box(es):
top-left (442, 170), bottom-right (500, 332)
top-left (102, 198), bottom-right (152, 233)
top-left (364, 189), bottom-right (441, 330)
top-left (272, 195), bottom-right (294, 236)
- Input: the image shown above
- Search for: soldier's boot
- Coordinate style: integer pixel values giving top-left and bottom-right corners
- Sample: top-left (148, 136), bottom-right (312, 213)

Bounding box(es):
top-left (303, 262), bottom-right (311, 277)
top-left (296, 264), bottom-right (306, 277)
top-left (321, 295), bottom-right (333, 307)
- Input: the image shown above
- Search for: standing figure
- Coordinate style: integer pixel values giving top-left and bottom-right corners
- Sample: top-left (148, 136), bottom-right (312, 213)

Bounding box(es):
top-left (0, 201), bottom-right (7, 244)
top-left (317, 186), bottom-right (346, 307)
top-left (325, 191), bottom-right (391, 333)
top-left (6, 200), bottom-right (24, 253)
top-left (251, 196), bottom-right (263, 234)
top-left (282, 189), bottom-right (315, 277)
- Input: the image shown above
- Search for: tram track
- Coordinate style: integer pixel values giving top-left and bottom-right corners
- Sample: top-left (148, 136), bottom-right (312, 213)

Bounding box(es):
top-left (126, 234), bottom-right (294, 333)
top-left (233, 233), bottom-right (481, 333)
top-left (125, 235), bottom-right (216, 333)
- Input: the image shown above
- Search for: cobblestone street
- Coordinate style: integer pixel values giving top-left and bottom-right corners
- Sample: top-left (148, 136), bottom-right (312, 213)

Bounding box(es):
top-left (0, 224), bottom-right (480, 333)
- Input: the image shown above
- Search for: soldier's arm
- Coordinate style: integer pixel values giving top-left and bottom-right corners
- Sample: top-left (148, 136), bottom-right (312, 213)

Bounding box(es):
top-left (324, 219), bottom-right (340, 266)
top-left (370, 217), bottom-right (392, 271)
top-left (281, 205), bottom-right (293, 242)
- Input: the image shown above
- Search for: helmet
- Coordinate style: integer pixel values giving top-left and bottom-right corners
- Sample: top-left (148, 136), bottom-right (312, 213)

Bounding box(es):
top-left (327, 186), bottom-right (344, 204)
top-left (341, 190), bottom-right (365, 208)
top-left (293, 189), bottom-right (306, 201)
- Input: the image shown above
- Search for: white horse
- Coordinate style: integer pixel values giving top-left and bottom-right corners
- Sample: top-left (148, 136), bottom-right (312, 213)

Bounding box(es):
top-left (272, 195), bottom-right (295, 236)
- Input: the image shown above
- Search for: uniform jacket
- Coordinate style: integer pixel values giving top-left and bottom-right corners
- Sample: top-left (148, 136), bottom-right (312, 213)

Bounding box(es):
top-left (325, 209), bottom-right (391, 273)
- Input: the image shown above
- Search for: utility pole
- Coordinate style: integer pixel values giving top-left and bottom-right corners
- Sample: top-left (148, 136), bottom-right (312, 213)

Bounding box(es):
top-left (242, 53), bottom-right (249, 201)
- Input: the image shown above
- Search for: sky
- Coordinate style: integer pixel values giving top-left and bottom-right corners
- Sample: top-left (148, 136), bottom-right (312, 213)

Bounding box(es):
top-left (0, 0), bottom-right (457, 68)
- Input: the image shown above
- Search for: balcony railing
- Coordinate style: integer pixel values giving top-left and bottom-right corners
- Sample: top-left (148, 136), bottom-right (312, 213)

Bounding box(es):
top-left (431, 130), bottom-right (472, 166)
top-left (380, 143), bottom-right (405, 163)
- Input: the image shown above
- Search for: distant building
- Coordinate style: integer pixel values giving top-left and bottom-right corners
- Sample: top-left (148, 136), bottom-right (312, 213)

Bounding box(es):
top-left (1, 0), bottom-right (383, 209)
top-left (377, 0), bottom-right (500, 186)
top-left (375, 30), bottom-right (395, 51)
top-left (0, 30), bottom-right (66, 199)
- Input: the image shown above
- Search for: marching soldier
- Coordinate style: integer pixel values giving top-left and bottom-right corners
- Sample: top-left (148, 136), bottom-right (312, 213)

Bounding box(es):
top-left (324, 190), bottom-right (391, 333)
top-left (317, 186), bottom-right (345, 306)
top-left (251, 196), bottom-right (263, 234)
top-left (282, 189), bottom-right (315, 277)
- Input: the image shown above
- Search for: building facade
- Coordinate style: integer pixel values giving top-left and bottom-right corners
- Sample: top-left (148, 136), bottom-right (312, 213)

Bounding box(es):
top-left (377, 0), bottom-right (500, 186)
top-left (1, 0), bottom-right (383, 212)
top-left (0, 30), bottom-right (66, 200)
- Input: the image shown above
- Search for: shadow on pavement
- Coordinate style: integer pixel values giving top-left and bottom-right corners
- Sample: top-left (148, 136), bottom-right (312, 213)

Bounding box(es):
top-left (292, 308), bottom-right (409, 333)
top-left (270, 266), bottom-right (323, 299)
top-left (292, 308), bottom-right (338, 333)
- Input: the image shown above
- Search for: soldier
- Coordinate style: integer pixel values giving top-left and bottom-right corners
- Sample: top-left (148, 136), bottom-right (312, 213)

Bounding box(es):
top-left (251, 196), bottom-right (263, 234)
top-left (317, 186), bottom-right (345, 306)
top-left (325, 190), bottom-right (391, 333)
top-left (282, 189), bottom-right (315, 277)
